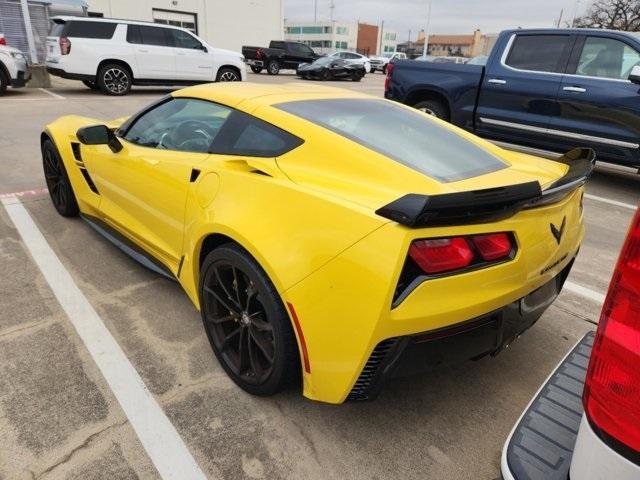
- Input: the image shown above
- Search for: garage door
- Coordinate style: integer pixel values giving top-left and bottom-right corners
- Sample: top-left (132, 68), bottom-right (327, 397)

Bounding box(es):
top-left (152, 9), bottom-right (197, 34)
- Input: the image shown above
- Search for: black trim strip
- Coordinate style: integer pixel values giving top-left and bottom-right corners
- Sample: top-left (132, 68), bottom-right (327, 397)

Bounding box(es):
top-left (376, 148), bottom-right (595, 227)
top-left (81, 214), bottom-right (176, 281)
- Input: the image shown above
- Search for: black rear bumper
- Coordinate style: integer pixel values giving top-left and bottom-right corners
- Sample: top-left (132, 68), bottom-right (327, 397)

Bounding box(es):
top-left (348, 259), bottom-right (575, 401)
top-left (46, 67), bottom-right (93, 82)
top-left (501, 331), bottom-right (594, 480)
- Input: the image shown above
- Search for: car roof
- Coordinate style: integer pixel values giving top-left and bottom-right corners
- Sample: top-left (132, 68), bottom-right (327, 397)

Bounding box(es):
top-left (502, 27), bottom-right (640, 40)
top-left (172, 82), bottom-right (371, 109)
top-left (50, 15), bottom-right (186, 30)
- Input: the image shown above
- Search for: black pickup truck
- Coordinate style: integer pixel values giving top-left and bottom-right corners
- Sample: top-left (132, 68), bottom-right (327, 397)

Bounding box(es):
top-left (242, 40), bottom-right (321, 75)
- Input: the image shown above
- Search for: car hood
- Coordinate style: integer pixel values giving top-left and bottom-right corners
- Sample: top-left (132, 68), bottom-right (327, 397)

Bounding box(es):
top-left (0, 45), bottom-right (24, 55)
top-left (208, 47), bottom-right (242, 59)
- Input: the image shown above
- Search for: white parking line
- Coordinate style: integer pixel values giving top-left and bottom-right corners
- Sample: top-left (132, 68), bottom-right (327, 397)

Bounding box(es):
top-left (0, 196), bottom-right (207, 480)
top-left (584, 193), bottom-right (637, 211)
top-left (38, 88), bottom-right (65, 99)
top-left (564, 281), bottom-right (606, 305)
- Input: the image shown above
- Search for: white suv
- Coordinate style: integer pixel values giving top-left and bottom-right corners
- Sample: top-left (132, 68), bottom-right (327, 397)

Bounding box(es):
top-left (0, 42), bottom-right (30, 95)
top-left (46, 17), bottom-right (246, 95)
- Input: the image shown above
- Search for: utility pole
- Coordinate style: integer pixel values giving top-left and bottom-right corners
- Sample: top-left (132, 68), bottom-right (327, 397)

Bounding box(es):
top-left (556, 8), bottom-right (564, 28)
top-left (570, 0), bottom-right (581, 27)
top-left (422, 0), bottom-right (433, 57)
top-left (329, 0), bottom-right (335, 22)
top-left (379, 19), bottom-right (384, 55)
top-left (19, 0), bottom-right (38, 63)
top-left (314, 0), bottom-right (318, 22)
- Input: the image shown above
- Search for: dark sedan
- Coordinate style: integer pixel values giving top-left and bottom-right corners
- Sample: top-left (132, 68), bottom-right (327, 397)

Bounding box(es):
top-left (297, 57), bottom-right (365, 81)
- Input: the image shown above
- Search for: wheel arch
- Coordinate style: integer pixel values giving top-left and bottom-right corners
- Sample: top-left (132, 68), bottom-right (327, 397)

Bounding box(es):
top-left (404, 88), bottom-right (451, 118)
top-left (216, 64), bottom-right (241, 80)
top-left (96, 58), bottom-right (134, 79)
top-left (0, 60), bottom-right (10, 82)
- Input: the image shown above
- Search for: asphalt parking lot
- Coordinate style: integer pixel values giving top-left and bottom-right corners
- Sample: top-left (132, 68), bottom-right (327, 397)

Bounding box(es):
top-left (0, 71), bottom-right (639, 480)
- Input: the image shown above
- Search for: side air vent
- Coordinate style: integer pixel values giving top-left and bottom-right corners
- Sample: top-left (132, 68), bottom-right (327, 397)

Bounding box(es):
top-left (71, 142), bottom-right (82, 162)
top-left (348, 338), bottom-right (400, 401)
top-left (80, 169), bottom-right (99, 194)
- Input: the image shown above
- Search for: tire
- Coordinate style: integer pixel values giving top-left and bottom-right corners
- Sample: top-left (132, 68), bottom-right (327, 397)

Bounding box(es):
top-left (217, 67), bottom-right (241, 82)
top-left (413, 99), bottom-right (450, 121)
top-left (42, 139), bottom-right (79, 217)
top-left (321, 69), bottom-right (331, 81)
top-left (0, 69), bottom-right (8, 96)
top-left (266, 60), bottom-right (280, 75)
top-left (97, 63), bottom-right (132, 96)
top-left (250, 66), bottom-right (263, 74)
top-left (351, 70), bottom-right (362, 82)
top-left (382, 65), bottom-right (387, 75)
top-left (82, 79), bottom-right (100, 90)
top-left (199, 244), bottom-right (300, 396)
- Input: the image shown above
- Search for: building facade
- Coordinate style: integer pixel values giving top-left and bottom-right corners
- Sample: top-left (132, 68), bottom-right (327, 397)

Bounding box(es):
top-left (86, 0), bottom-right (284, 52)
top-left (398, 29), bottom-right (495, 59)
top-left (284, 20), bottom-right (397, 55)
top-left (284, 20), bottom-right (357, 54)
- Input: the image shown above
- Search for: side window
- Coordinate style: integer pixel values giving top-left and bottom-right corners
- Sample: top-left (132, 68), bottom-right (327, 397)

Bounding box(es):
top-left (506, 35), bottom-right (570, 73)
top-left (126, 25), bottom-right (141, 44)
top-left (64, 21), bottom-right (117, 39)
top-left (211, 111), bottom-right (303, 157)
top-left (576, 36), bottom-right (640, 80)
top-left (137, 25), bottom-right (170, 47)
top-left (123, 98), bottom-right (233, 153)
top-left (167, 29), bottom-right (203, 50)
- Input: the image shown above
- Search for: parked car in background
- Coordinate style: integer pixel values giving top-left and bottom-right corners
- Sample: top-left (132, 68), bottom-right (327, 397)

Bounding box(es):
top-left (327, 51), bottom-right (371, 73)
top-left (46, 16), bottom-right (245, 96)
top-left (386, 28), bottom-right (640, 169)
top-left (242, 40), bottom-right (320, 75)
top-left (0, 43), bottom-right (30, 95)
top-left (369, 52), bottom-right (406, 73)
top-left (297, 57), bottom-right (365, 81)
top-left (502, 206), bottom-right (640, 480)
top-left (467, 54), bottom-right (489, 65)
top-left (414, 55), bottom-right (437, 62)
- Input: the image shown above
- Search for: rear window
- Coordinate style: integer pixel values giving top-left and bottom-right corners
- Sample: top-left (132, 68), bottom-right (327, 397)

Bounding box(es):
top-left (275, 99), bottom-right (507, 183)
top-left (505, 35), bottom-right (570, 73)
top-left (62, 21), bottom-right (117, 39)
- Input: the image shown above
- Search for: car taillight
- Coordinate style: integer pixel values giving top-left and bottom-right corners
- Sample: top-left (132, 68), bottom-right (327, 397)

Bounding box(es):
top-left (256, 48), bottom-right (263, 60)
top-left (408, 232), bottom-right (514, 275)
top-left (583, 208), bottom-right (640, 454)
top-left (0, 37), bottom-right (6, 46)
top-left (384, 62), bottom-right (394, 91)
top-left (471, 233), bottom-right (512, 261)
top-left (59, 36), bottom-right (71, 55)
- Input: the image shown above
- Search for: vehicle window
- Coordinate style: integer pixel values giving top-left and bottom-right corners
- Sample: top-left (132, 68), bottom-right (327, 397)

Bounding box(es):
top-left (506, 35), bottom-right (570, 73)
top-left (270, 41), bottom-right (285, 49)
top-left (123, 98), bottom-right (233, 153)
top-left (290, 43), bottom-right (312, 56)
top-left (167, 29), bottom-right (202, 49)
top-left (128, 25), bottom-right (169, 47)
top-left (576, 36), bottom-right (640, 80)
top-left (49, 22), bottom-right (65, 37)
top-left (211, 111), bottom-right (303, 157)
top-left (276, 98), bottom-right (507, 182)
top-left (346, 53), bottom-right (360, 59)
top-left (63, 21), bottom-right (117, 39)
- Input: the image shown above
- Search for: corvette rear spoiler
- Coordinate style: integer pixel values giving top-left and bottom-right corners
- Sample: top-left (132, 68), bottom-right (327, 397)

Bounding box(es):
top-left (376, 148), bottom-right (595, 227)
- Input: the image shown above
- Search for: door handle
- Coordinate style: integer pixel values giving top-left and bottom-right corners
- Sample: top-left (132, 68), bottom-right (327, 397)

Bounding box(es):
top-left (137, 49), bottom-right (149, 53)
top-left (563, 86), bottom-right (586, 93)
top-left (488, 78), bottom-right (507, 85)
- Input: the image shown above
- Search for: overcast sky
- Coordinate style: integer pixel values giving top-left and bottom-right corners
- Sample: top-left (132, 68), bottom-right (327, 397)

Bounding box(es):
top-left (284, 0), bottom-right (589, 40)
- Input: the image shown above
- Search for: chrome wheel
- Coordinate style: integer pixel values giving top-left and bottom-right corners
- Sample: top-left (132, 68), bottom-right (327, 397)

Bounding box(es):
top-left (219, 70), bottom-right (239, 82)
top-left (417, 107), bottom-right (436, 116)
top-left (103, 68), bottom-right (130, 94)
top-left (202, 261), bottom-right (275, 385)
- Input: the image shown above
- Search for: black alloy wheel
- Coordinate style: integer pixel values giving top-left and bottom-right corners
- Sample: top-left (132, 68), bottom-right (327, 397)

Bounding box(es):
top-left (321, 68), bottom-right (331, 81)
top-left (351, 70), bottom-right (363, 82)
top-left (42, 139), bottom-right (79, 217)
top-left (199, 245), bottom-right (299, 396)
top-left (250, 66), bottom-right (263, 74)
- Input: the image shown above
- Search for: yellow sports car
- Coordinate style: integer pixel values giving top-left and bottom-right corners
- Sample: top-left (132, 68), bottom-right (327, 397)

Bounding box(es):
top-left (41, 83), bottom-right (593, 404)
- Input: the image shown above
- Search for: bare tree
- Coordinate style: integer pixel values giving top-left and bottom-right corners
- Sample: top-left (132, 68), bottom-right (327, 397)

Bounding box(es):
top-left (573, 0), bottom-right (640, 30)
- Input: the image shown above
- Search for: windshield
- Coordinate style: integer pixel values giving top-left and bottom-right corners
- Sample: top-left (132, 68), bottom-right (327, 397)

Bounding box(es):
top-left (276, 99), bottom-right (507, 182)
top-left (313, 57), bottom-right (332, 66)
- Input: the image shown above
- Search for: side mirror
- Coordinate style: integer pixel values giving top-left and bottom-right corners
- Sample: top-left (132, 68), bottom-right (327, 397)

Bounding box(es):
top-left (76, 124), bottom-right (123, 153)
top-left (629, 65), bottom-right (640, 84)
top-left (199, 44), bottom-right (208, 53)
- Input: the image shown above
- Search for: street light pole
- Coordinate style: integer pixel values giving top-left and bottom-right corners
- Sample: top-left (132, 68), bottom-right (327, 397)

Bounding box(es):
top-left (570, 0), bottom-right (581, 27)
top-left (422, 0), bottom-right (433, 57)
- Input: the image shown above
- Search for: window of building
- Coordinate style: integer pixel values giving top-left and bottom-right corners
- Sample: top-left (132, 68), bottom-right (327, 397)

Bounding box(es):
top-left (335, 41), bottom-right (347, 49)
top-left (505, 34), bottom-right (570, 73)
top-left (301, 26), bottom-right (324, 34)
top-left (287, 26), bottom-right (301, 34)
top-left (324, 26), bottom-right (332, 34)
top-left (336, 26), bottom-right (348, 35)
top-left (384, 45), bottom-right (394, 52)
top-left (384, 32), bottom-right (396, 41)
top-left (576, 36), bottom-right (640, 80)
top-left (152, 9), bottom-right (197, 34)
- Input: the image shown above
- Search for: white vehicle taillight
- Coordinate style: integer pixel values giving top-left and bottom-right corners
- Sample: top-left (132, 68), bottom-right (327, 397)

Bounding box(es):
top-left (59, 36), bottom-right (71, 55)
top-left (583, 207), bottom-right (640, 456)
